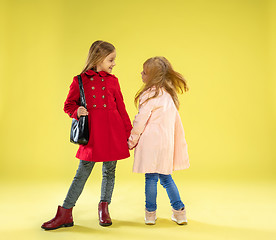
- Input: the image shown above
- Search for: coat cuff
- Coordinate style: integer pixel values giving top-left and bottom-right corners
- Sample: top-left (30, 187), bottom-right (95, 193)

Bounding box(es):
top-left (71, 108), bottom-right (79, 120)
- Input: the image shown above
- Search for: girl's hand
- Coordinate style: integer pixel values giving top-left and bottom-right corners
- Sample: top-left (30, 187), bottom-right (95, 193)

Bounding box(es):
top-left (128, 139), bottom-right (136, 150)
top-left (77, 106), bottom-right (88, 118)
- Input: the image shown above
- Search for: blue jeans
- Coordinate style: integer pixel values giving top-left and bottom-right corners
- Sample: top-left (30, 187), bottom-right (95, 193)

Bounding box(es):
top-left (145, 173), bottom-right (185, 212)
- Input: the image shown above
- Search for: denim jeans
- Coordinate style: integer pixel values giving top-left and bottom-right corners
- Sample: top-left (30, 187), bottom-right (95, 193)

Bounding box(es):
top-left (63, 160), bottom-right (117, 209)
top-left (145, 173), bottom-right (185, 212)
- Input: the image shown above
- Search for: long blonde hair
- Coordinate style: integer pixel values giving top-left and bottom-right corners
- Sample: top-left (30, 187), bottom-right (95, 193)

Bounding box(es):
top-left (135, 56), bottom-right (189, 109)
top-left (81, 41), bottom-right (115, 74)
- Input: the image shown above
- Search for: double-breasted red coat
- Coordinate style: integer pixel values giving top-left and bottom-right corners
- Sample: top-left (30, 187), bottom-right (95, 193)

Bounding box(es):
top-left (64, 69), bottom-right (132, 162)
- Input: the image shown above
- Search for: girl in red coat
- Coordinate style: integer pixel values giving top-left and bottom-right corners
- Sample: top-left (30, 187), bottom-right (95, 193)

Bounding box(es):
top-left (41, 41), bottom-right (132, 230)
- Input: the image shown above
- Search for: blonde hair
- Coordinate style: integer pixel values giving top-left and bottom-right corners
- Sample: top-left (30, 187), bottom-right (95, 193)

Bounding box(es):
top-left (81, 41), bottom-right (115, 74)
top-left (135, 56), bottom-right (189, 109)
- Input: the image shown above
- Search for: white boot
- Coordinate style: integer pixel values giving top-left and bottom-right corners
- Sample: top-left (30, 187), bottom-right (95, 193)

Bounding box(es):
top-left (145, 209), bottom-right (157, 225)
top-left (171, 207), bottom-right (187, 225)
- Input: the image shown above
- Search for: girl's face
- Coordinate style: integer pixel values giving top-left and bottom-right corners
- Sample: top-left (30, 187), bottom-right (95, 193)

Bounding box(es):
top-left (97, 50), bottom-right (116, 73)
top-left (141, 67), bottom-right (148, 83)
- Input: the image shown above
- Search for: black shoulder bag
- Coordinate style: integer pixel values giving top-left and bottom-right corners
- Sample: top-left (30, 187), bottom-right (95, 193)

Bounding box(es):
top-left (70, 75), bottom-right (89, 145)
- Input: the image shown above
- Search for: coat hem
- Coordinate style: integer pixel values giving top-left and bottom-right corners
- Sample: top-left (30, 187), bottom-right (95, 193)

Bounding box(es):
top-left (132, 166), bottom-right (189, 175)
top-left (75, 153), bottom-right (130, 162)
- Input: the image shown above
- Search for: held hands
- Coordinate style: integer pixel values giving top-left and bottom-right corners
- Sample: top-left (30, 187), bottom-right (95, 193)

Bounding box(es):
top-left (127, 139), bottom-right (132, 150)
top-left (127, 138), bottom-right (136, 150)
top-left (77, 106), bottom-right (88, 118)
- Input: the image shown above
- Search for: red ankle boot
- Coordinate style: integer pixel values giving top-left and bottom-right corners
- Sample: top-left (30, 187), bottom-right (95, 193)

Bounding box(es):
top-left (98, 202), bottom-right (112, 226)
top-left (41, 206), bottom-right (74, 230)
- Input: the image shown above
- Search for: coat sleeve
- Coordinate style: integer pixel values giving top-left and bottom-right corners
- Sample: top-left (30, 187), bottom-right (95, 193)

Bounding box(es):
top-left (128, 94), bottom-right (155, 149)
top-left (114, 77), bottom-right (133, 139)
top-left (64, 76), bottom-right (80, 120)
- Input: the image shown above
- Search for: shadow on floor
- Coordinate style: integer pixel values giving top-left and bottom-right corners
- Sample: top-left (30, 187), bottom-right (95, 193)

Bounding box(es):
top-left (38, 218), bottom-right (276, 240)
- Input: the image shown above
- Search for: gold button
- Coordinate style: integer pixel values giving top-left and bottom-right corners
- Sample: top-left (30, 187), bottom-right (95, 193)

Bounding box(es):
top-left (90, 77), bottom-right (94, 81)
top-left (101, 78), bottom-right (104, 82)
top-left (93, 95), bottom-right (96, 98)
top-left (103, 104), bottom-right (107, 107)
top-left (92, 86), bottom-right (95, 90)
top-left (102, 95), bottom-right (105, 99)
top-left (102, 87), bottom-right (105, 90)
top-left (93, 104), bottom-right (96, 107)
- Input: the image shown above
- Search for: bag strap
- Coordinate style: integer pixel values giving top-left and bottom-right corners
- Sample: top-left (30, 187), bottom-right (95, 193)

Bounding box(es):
top-left (77, 75), bottom-right (87, 108)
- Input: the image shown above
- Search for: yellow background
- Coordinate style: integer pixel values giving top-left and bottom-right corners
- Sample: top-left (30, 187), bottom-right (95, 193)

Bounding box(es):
top-left (0, 0), bottom-right (276, 240)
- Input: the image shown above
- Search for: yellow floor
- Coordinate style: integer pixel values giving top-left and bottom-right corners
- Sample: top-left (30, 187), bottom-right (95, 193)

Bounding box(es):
top-left (0, 179), bottom-right (275, 240)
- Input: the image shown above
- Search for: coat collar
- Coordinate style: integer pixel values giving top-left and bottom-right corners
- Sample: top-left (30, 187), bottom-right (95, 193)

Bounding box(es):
top-left (84, 69), bottom-right (110, 77)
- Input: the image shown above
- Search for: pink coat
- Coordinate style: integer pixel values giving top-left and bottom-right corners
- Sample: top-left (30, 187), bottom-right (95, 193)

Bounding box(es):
top-left (128, 88), bottom-right (190, 174)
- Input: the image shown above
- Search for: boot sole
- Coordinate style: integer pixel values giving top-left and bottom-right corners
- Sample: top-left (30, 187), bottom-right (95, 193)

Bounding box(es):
top-left (145, 222), bottom-right (156, 225)
top-left (171, 217), bottom-right (188, 225)
top-left (99, 222), bottom-right (112, 227)
top-left (41, 222), bottom-right (74, 230)
top-left (145, 217), bottom-right (157, 225)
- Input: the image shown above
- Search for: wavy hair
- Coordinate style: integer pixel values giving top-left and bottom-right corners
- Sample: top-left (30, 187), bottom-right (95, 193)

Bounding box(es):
top-left (135, 56), bottom-right (189, 109)
top-left (81, 41), bottom-right (115, 74)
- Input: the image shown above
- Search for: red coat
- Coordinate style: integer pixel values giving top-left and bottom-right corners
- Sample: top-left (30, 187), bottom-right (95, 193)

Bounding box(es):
top-left (64, 69), bottom-right (132, 162)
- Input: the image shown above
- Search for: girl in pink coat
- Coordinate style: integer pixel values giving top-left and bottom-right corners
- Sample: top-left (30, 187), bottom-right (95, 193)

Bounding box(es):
top-left (128, 56), bottom-right (190, 225)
